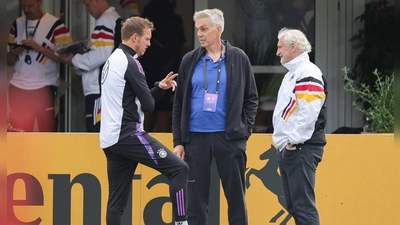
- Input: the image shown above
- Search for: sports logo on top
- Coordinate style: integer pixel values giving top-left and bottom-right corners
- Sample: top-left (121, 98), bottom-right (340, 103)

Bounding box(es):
top-left (101, 60), bottom-right (110, 84)
top-left (157, 148), bottom-right (168, 158)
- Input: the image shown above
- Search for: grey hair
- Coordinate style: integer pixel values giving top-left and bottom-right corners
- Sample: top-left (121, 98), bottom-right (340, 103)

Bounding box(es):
top-left (193, 8), bottom-right (224, 33)
top-left (277, 27), bottom-right (312, 53)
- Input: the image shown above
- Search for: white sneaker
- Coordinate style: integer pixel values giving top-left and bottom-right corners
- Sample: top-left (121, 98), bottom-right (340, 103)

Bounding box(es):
top-left (175, 221), bottom-right (188, 225)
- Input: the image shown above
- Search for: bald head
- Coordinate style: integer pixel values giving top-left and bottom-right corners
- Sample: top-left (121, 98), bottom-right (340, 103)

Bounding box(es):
top-left (83, 0), bottom-right (111, 19)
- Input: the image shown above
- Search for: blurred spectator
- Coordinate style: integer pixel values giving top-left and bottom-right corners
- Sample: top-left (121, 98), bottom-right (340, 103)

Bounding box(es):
top-left (140, 0), bottom-right (186, 132)
top-left (110, 0), bottom-right (140, 20)
top-left (7, 0), bottom-right (72, 132)
top-left (294, 0), bottom-right (315, 59)
top-left (278, 0), bottom-right (315, 60)
top-left (62, 0), bottom-right (121, 132)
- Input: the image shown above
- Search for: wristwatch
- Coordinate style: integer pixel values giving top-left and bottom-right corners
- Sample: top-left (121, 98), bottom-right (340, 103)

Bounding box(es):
top-left (287, 142), bottom-right (296, 148)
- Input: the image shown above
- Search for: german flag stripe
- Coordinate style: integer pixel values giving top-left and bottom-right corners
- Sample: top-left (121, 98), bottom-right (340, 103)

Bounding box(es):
top-left (296, 76), bottom-right (324, 86)
top-left (46, 19), bottom-right (64, 40)
top-left (283, 99), bottom-right (297, 121)
top-left (55, 35), bottom-right (73, 44)
top-left (91, 32), bottom-right (114, 40)
top-left (296, 93), bottom-right (326, 103)
top-left (8, 21), bottom-right (17, 43)
top-left (91, 41), bottom-right (115, 48)
top-left (285, 103), bottom-right (298, 121)
top-left (10, 21), bottom-right (17, 36)
top-left (295, 84), bottom-right (324, 92)
top-left (93, 25), bottom-right (114, 35)
top-left (35, 43), bottom-right (46, 61)
top-left (41, 57), bottom-right (49, 65)
top-left (294, 76), bottom-right (325, 103)
top-left (8, 36), bottom-right (15, 43)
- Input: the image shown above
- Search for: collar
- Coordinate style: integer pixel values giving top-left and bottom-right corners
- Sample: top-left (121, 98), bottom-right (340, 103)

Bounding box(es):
top-left (119, 43), bottom-right (137, 57)
top-left (96, 6), bottom-right (116, 21)
top-left (199, 39), bottom-right (229, 57)
top-left (282, 52), bottom-right (310, 72)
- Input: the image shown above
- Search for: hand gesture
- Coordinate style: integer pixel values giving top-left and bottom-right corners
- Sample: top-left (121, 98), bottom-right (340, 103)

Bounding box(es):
top-left (159, 71), bottom-right (178, 91)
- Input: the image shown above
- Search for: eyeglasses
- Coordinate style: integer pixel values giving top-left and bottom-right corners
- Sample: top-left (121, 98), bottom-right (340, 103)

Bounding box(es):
top-left (21, 3), bottom-right (37, 11)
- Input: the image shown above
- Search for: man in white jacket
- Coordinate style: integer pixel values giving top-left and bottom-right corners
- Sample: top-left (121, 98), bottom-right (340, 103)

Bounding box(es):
top-left (62, 0), bottom-right (121, 131)
top-left (272, 27), bottom-right (327, 225)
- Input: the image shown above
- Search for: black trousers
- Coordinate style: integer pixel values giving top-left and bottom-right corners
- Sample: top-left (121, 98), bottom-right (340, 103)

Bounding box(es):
top-left (103, 133), bottom-right (189, 225)
top-left (276, 144), bottom-right (324, 225)
top-left (185, 132), bottom-right (248, 225)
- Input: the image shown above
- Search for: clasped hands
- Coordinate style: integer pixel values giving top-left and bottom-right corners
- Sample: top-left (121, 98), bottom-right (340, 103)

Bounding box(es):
top-left (158, 72), bottom-right (178, 91)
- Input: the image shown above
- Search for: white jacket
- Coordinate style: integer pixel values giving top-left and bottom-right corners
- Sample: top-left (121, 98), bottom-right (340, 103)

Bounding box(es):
top-left (72, 7), bottom-right (120, 96)
top-left (272, 52), bottom-right (326, 151)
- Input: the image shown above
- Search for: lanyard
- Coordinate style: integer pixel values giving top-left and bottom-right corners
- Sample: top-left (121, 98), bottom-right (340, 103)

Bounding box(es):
top-left (25, 15), bottom-right (42, 40)
top-left (203, 45), bottom-right (224, 94)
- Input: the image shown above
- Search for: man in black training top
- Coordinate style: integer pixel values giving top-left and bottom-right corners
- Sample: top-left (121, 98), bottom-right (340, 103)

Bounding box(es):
top-left (100, 16), bottom-right (189, 225)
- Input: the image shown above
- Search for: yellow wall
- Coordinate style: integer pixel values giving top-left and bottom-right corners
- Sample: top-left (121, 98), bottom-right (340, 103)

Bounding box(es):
top-left (7, 133), bottom-right (396, 224)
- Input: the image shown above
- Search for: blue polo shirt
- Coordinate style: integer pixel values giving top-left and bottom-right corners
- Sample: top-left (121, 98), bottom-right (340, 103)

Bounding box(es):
top-left (189, 50), bottom-right (227, 132)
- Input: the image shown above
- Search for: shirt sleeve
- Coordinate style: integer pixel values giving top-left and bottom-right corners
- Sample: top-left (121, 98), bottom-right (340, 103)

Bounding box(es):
top-left (289, 74), bottom-right (326, 144)
top-left (72, 24), bottom-right (115, 72)
top-left (125, 57), bottom-right (165, 114)
top-left (7, 20), bottom-right (17, 52)
top-left (51, 19), bottom-right (73, 46)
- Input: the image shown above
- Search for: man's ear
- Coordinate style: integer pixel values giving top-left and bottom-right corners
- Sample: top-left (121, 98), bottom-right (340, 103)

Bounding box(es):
top-left (131, 33), bottom-right (137, 43)
top-left (217, 26), bottom-right (222, 35)
top-left (290, 43), bottom-right (297, 53)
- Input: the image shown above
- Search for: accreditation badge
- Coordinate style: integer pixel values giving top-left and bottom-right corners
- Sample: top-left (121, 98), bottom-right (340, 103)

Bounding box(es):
top-left (203, 93), bottom-right (218, 112)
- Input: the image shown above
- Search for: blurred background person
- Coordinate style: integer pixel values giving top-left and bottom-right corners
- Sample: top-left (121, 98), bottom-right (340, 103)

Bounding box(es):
top-left (140, 0), bottom-right (186, 132)
top-left (110, 0), bottom-right (140, 20)
top-left (62, 0), bottom-right (121, 132)
top-left (7, 0), bottom-right (72, 132)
